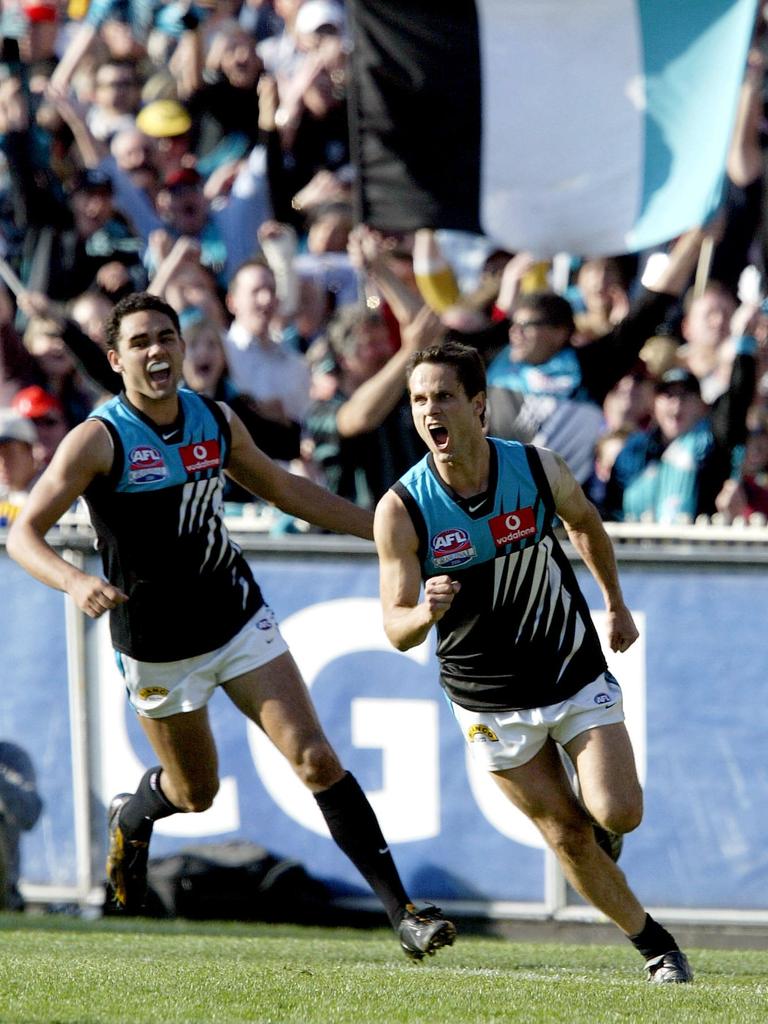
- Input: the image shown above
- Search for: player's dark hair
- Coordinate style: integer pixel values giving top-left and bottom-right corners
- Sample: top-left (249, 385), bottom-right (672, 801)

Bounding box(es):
top-left (104, 292), bottom-right (182, 350)
top-left (406, 341), bottom-right (487, 400)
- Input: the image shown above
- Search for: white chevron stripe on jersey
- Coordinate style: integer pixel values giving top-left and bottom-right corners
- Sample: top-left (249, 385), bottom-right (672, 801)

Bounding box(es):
top-left (517, 536), bottom-right (553, 641)
top-left (543, 543), bottom-right (562, 636)
top-left (189, 476), bottom-right (216, 532)
top-left (557, 612), bottom-right (586, 684)
top-left (515, 541), bottom-right (549, 643)
top-left (511, 543), bottom-right (536, 604)
top-left (492, 550), bottom-right (509, 609)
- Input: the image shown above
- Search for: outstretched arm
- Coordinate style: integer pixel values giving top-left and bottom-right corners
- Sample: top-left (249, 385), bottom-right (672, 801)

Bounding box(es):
top-left (224, 407), bottom-right (373, 538)
top-left (7, 420), bottom-right (129, 617)
top-left (336, 303), bottom-right (445, 437)
top-left (539, 447), bottom-right (638, 654)
top-left (374, 488), bottom-right (460, 650)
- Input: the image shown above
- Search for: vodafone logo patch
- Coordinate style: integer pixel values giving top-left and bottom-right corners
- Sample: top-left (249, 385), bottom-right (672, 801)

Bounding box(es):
top-left (489, 506), bottom-right (537, 546)
top-left (179, 439), bottom-right (221, 474)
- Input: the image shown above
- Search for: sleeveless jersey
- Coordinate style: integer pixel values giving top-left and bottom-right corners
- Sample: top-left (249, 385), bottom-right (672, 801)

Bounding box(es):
top-left (394, 438), bottom-right (607, 712)
top-left (85, 389), bottom-right (263, 662)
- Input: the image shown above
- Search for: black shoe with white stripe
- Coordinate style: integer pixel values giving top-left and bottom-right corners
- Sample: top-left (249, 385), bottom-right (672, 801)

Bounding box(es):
top-left (645, 950), bottom-right (694, 983)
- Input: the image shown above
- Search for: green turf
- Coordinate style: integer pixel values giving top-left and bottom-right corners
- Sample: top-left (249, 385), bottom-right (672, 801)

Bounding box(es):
top-left (1, 914), bottom-right (767, 1024)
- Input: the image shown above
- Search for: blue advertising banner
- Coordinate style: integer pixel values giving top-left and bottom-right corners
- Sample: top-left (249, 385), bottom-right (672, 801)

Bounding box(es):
top-left (2, 547), bottom-right (767, 911)
top-left (0, 558), bottom-right (75, 888)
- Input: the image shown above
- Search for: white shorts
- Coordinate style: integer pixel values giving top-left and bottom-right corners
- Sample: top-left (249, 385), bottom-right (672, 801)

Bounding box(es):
top-left (115, 606), bottom-right (289, 719)
top-left (450, 672), bottom-right (625, 771)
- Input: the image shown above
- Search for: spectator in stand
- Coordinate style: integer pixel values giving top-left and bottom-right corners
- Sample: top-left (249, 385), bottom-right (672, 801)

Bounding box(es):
top-left (68, 290), bottom-right (116, 353)
top-left (0, 286), bottom-right (42, 406)
top-left (586, 428), bottom-right (633, 519)
top-left (0, 77), bottom-right (147, 303)
top-left (48, 0), bottom-right (155, 99)
top-left (605, 336), bottom-right (756, 523)
top-left (475, 228), bottom-right (709, 484)
top-left (261, 10), bottom-right (350, 233)
top-left (87, 58), bottom-right (142, 142)
top-left (601, 364), bottom-right (655, 434)
top-left (183, 20), bottom-right (263, 170)
top-left (22, 314), bottom-right (95, 426)
top-left (257, 0), bottom-right (311, 85)
top-left (110, 125), bottom-right (157, 175)
top-left (11, 384), bottom-right (69, 473)
top-left (109, 126), bottom-right (161, 201)
top-left (18, 288), bottom-right (120, 405)
top-left (571, 257), bottom-right (632, 345)
top-left (46, 82), bottom-right (270, 295)
top-left (224, 258), bottom-right (311, 434)
top-left (715, 424), bottom-right (768, 521)
top-left (677, 281), bottom-right (738, 403)
top-left (181, 307), bottom-right (301, 504)
top-left (134, 100), bottom-right (194, 182)
top-left (304, 303), bottom-right (442, 509)
top-left (0, 410), bottom-right (38, 526)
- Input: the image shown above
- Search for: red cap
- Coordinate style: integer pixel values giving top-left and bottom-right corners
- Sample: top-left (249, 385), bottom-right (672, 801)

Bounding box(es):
top-left (12, 385), bottom-right (64, 419)
top-left (162, 167), bottom-right (202, 191)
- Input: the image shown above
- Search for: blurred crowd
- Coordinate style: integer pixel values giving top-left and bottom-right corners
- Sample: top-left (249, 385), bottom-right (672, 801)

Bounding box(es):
top-left (1, 0), bottom-right (768, 531)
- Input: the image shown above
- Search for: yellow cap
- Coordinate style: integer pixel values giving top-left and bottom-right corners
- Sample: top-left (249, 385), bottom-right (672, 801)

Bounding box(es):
top-left (136, 100), bottom-right (192, 139)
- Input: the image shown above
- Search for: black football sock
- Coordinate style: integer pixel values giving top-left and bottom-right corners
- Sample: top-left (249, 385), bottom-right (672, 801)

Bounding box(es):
top-left (118, 767), bottom-right (180, 842)
top-left (314, 771), bottom-right (410, 929)
top-left (628, 913), bottom-right (680, 959)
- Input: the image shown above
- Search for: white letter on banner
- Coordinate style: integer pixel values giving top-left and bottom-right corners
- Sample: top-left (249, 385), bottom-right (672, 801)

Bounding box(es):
top-left (247, 597), bottom-right (439, 840)
top-left (91, 619), bottom-right (240, 836)
top-left (466, 611), bottom-right (646, 848)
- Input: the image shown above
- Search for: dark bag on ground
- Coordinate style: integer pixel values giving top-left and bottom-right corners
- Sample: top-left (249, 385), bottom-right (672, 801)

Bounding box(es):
top-left (142, 841), bottom-right (330, 923)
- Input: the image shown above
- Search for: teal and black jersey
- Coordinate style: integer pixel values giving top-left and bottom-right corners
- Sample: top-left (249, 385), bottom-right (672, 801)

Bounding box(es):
top-left (393, 438), bottom-right (606, 712)
top-left (85, 389), bottom-right (263, 662)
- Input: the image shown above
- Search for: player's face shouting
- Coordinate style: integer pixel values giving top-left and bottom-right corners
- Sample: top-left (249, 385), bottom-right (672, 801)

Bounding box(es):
top-left (110, 310), bottom-right (186, 403)
top-left (408, 363), bottom-right (484, 463)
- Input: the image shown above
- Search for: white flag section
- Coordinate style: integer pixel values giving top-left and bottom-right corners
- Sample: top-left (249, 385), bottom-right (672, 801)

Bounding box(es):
top-left (349, 0), bottom-right (758, 257)
top-left (478, 0), bottom-right (757, 257)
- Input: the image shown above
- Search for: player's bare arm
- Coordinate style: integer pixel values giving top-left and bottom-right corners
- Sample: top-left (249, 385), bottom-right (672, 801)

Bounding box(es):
top-left (7, 420), bottom-right (129, 618)
top-left (539, 446), bottom-right (638, 654)
top-left (374, 489), bottom-right (460, 651)
top-left (222, 405), bottom-right (374, 540)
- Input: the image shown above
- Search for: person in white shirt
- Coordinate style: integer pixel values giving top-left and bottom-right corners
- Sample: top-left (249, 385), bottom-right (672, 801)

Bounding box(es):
top-left (224, 259), bottom-right (311, 429)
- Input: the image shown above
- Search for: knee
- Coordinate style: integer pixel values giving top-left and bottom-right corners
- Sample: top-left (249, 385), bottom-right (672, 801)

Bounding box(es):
top-left (172, 777), bottom-right (220, 814)
top-left (293, 741), bottom-right (343, 791)
top-left (589, 789), bottom-right (644, 835)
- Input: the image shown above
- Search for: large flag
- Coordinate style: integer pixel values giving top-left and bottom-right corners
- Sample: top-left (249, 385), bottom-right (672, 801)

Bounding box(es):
top-left (347, 0), bottom-right (759, 257)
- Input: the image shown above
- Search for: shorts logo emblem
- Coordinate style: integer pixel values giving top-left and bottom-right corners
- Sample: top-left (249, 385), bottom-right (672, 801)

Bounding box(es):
top-left (138, 686), bottom-right (169, 702)
top-left (594, 692), bottom-right (612, 705)
top-left (468, 724), bottom-right (499, 743)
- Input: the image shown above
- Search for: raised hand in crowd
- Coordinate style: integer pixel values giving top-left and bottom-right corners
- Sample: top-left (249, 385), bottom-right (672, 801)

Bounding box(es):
top-left (495, 251), bottom-right (539, 316)
top-left (0, 75), bottom-right (29, 136)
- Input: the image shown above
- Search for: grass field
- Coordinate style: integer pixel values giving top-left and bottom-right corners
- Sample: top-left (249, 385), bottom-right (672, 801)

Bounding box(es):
top-left (2, 913), bottom-right (768, 1024)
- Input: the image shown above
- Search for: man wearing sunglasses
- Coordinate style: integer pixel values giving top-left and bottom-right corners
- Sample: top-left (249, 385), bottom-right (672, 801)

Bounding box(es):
top-left (484, 228), bottom-right (711, 484)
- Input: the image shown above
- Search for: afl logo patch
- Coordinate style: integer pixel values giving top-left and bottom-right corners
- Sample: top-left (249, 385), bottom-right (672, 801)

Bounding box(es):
top-left (128, 445), bottom-right (169, 484)
top-left (594, 692), bottom-right (613, 705)
top-left (431, 527), bottom-right (475, 567)
top-left (180, 440), bottom-right (221, 474)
